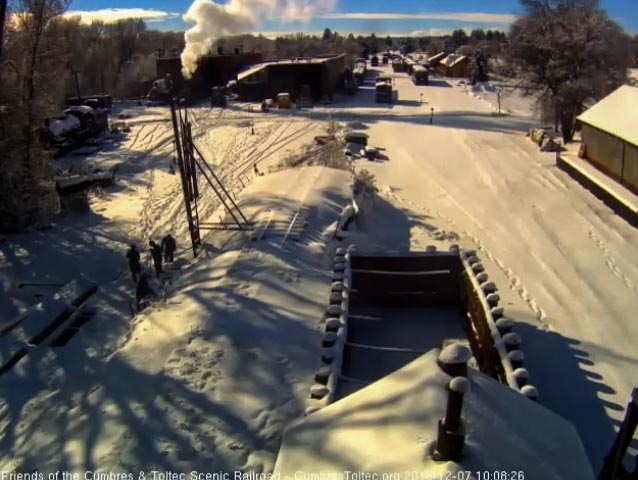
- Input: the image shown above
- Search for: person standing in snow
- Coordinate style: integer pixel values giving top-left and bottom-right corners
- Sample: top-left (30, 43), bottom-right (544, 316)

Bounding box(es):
top-left (135, 273), bottom-right (156, 312)
top-left (126, 244), bottom-right (142, 282)
top-left (149, 240), bottom-right (163, 277)
top-left (161, 233), bottom-right (176, 263)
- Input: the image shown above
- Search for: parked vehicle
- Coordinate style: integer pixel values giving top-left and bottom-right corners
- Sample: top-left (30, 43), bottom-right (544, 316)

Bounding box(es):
top-left (43, 99), bottom-right (108, 156)
top-left (44, 114), bottom-right (80, 154)
top-left (344, 142), bottom-right (360, 156)
top-left (411, 65), bottom-right (429, 86)
top-left (63, 105), bottom-right (107, 141)
top-left (360, 146), bottom-right (379, 160)
top-left (147, 78), bottom-right (171, 104)
top-left (375, 77), bottom-right (393, 104)
top-left (345, 131), bottom-right (369, 147)
top-left (371, 56), bottom-right (379, 67)
top-left (391, 58), bottom-right (404, 72)
top-left (66, 95), bottom-right (113, 112)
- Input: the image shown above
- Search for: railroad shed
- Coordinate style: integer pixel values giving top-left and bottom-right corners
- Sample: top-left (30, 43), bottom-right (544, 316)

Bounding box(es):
top-left (438, 54), bottom-right (472, 78)
top-left (425, 52), bottom-right (446, 68)
top-left (235, 54), bottom-right (346, 102)
top-left (156, 51), bottom-right (263, 98)
top-left (577, 85), bottom-right (638, 194)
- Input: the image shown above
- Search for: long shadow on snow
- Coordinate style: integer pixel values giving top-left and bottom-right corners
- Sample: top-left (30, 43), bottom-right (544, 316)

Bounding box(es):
top-left (512, 316), bottom-right (626, 474)
top-left (0, 168), bottom-right (351, 471)
top-left (307, 109), bottom-right (535, 134)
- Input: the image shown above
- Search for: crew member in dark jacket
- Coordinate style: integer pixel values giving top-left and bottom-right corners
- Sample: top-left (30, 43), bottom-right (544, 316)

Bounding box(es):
top-left (149, 240), bottom-right (163, 277)
top-left (135, 273), bottom-right (156, 311)
top-left (161, 234), bottom-right (177, 263)
top-left (126, 244), bottom-right (142, 282)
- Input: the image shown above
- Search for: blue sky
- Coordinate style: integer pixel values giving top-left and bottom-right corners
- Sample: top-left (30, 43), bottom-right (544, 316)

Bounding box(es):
top-left (65, 0), bottom-right (638, 35)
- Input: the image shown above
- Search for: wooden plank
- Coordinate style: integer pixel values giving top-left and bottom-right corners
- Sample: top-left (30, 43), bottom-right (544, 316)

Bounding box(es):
top-left (350, 253), bottom-right (461, 272)
top-left (352, 289), bottom-right (461, 308)
top-left (353, 270), bottom-right (459, 296)
top-left (53, 279), bottom-right (98, 307)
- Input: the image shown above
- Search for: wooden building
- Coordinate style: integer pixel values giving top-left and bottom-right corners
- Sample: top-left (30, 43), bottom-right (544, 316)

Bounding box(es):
top-left (438, 54), bottom-right (472, 78)
top-left (425, 52), bottom-right (446, 68)
top-left (577, 85), bottom-right (638, 193)
top-left (235, 54), bottom-right (346, 102)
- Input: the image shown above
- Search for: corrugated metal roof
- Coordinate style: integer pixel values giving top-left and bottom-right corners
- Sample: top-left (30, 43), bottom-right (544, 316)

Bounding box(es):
top-left (577, 85), bottom-right (638, 146)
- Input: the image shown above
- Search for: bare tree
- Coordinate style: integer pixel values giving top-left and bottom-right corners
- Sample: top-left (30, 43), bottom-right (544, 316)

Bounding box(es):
top-left (0, 0), bottom-right (70, 231)
top-left (508, 0), bottom-right (632, 142)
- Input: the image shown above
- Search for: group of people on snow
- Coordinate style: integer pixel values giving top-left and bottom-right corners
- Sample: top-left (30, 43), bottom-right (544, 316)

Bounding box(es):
top-left (125, 233), bottom-right (177, 311)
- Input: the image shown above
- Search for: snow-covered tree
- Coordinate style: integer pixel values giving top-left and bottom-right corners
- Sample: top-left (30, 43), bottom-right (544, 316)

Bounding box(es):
top-left (0, 0), bottom-right (71, 231)
top-left (508, 0), bottom-right (632, 142)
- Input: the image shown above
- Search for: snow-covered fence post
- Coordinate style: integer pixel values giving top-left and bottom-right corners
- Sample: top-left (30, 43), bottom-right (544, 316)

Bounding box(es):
top-left (325, 246), bottom-right (353, 404)
top-left (305, 246), bottom-right (353, 415)
top-left (521, 385), bottom-right (539, 402)
top-left (508, 350), bottom-right (524, 369)
top-left (502, 332), bottom-right (522, 352)
top-left (460, 249), bottom-right (523, 393)
top-left (437, 344), bottom-right (472, 378)
top-left (513, 368), bottom-right (529, 388)
top-left (433, 377), bottom-right (469, 462)
top-left (495, 317), bottom-right (514, 335)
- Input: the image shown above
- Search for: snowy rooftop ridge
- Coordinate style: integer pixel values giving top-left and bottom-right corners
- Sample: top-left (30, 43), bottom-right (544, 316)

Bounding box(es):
top-left (441, 54), bottom-right (468, 68)
top-left (577, 85), bottom-right (638, 147)
top-left (237, 55), bottom-right (343, 81)
top-left (274, 349), bottom-right (594, 479)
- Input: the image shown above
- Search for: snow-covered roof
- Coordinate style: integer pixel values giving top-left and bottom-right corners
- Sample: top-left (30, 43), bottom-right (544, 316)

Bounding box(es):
top-left (50, 114), bottom-right (80, 136)
top-left (442, 54), bottom-right (468, 67)
top-left (237, 64), bottom-right (267, 81)
top-left (427, 52), bottom-right (446, 64)
top-left (64, 105), bottom-right (93, 115)
top-left (274, 349), bottom-right (594, 480)
top-left (577, 85), bottom-right (638, 146)
top-left (237, 56), bottom-right (342, 82)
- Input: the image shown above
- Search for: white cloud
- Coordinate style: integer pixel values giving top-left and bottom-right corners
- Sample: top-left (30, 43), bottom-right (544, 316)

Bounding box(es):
top-left (317, 12), bottom-right (517, 24)
top-left (64, 8), bottom-right (180, 24)
top-left (252, 27), bottom-right (506, 39)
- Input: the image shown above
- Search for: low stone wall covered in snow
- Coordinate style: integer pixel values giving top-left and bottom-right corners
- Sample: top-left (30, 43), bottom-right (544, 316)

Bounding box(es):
top-left (304, 246), bottom-right (538, 414)
top-left (304, 245), bottom-right (354, 415)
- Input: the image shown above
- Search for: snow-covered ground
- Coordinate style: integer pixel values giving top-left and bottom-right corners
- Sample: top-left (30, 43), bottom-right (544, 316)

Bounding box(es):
top-left (0, 101), bottom-right (349, 472)
top-left (326, 65), bottom-right (638, 471)
top-left (1, 63), bottom-right (637, 474)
